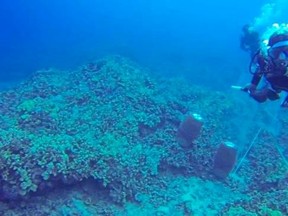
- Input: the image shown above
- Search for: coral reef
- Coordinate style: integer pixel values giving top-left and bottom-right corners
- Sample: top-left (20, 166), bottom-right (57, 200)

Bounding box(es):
top-left (0, 56), bottom-right (287, 215)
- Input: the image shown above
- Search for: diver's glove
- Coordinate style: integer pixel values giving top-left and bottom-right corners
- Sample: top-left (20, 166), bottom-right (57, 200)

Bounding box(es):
top-left (241, 84), bottom-right (266, 102)
top-left (242, 84), bottom-right (280, 103)
top-left (241, 83), bottom-right (256, 93)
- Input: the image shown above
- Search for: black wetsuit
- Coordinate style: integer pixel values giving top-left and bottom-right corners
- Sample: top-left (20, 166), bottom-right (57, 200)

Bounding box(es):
top-left (249, 54), bottom-right (288, 103)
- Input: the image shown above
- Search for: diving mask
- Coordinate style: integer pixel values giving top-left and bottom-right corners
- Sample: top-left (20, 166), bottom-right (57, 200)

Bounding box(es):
top-left (268, 41), bottom-right (288, 69)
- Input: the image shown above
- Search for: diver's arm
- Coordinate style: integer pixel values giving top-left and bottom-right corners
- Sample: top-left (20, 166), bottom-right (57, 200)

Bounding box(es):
top-left (242, 72), bottom-right (269, 102)
top-left (243, 73), bottom-right (280, 103)
top-left (251, 72), bottom-right (262, 86)
top-left (242, 73), bottom-right (262, 93)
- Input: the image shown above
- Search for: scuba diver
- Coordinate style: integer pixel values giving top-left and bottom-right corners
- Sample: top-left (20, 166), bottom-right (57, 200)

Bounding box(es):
top-left (240, 24), bottom-right (260, 57)
top-left (242, 24), bottom-right (288, 107)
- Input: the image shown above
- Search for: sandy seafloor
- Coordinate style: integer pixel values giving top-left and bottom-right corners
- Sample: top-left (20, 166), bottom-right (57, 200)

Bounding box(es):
top-left (0, 56), bottom-right (287, 216)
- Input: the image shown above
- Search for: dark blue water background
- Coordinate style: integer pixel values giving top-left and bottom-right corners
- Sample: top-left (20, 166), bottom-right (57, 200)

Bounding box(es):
top-left (0, 0), bottom-right (275, 88)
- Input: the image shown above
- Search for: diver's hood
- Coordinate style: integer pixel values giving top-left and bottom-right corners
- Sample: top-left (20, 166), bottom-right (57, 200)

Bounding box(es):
top-left (268, 33), bottom-right (288, 47)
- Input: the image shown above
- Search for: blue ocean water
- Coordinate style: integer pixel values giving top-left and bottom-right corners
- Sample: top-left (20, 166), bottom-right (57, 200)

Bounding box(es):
top-left (0, 0), bottom-right (270, 87)
top-left (1, 1), bottom-right (288, 215)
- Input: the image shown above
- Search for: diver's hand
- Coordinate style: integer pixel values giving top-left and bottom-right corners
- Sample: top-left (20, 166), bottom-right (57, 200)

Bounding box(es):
top-left (240, 84), bottom-right (280, 103)
top-left (242, 85), bottom-right (268, 103)
top-left (241, 83), bottom-right (256, 93)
